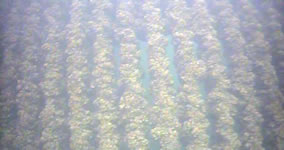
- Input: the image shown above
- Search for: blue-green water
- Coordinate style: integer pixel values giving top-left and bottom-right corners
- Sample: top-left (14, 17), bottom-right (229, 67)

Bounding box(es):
top-left (1, 0), bottom-right (284, 149)
top-left (138, 40), bottom-right (153, 103)
top-left (165, 35), bottom-right (181, 90)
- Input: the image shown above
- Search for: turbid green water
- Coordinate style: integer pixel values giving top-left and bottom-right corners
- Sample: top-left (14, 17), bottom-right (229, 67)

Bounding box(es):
top-left (2, 0), bottom-right (284, 149)
top-left (165, 35), bottom-right (181, 90)
top-left (138, 40), bottom-right (153, 104)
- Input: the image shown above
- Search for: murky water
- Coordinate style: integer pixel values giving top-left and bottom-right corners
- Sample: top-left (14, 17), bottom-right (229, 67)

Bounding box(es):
top-left (0, 0), bottom-right (284, 150)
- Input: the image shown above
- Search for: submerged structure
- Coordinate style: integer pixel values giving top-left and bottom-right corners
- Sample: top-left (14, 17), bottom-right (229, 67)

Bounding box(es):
top-left (0, 0), bottom-right (284, 149)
